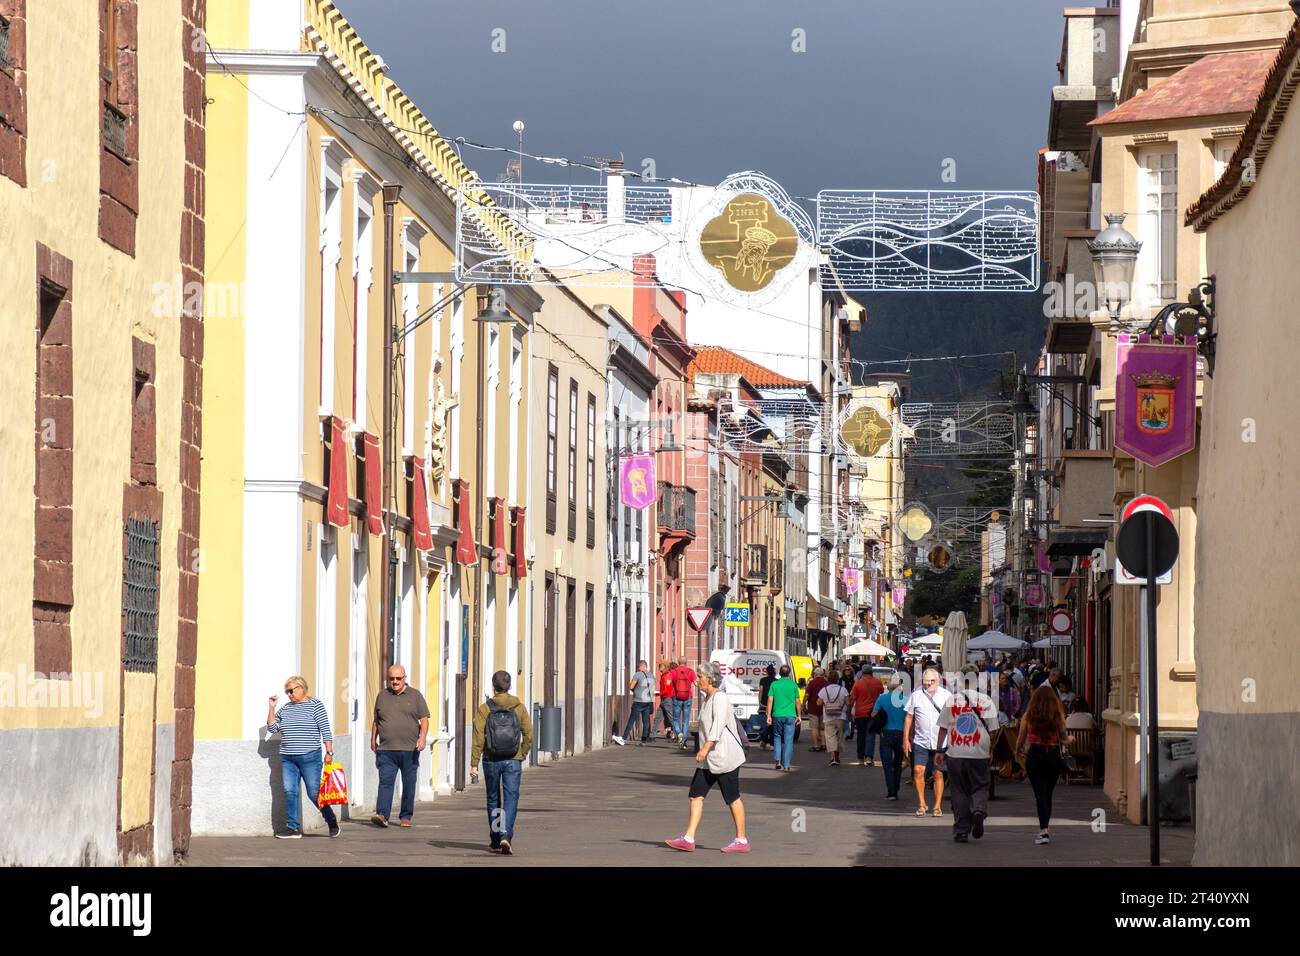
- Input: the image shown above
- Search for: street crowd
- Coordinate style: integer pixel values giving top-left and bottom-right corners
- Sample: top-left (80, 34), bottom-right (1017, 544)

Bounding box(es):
top-left (260, 652), bottom-right (1092, 857)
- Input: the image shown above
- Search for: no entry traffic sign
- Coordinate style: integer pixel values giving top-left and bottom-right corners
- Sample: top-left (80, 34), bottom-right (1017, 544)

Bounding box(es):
top-left (1116, 498), bottom-right (1179, 580)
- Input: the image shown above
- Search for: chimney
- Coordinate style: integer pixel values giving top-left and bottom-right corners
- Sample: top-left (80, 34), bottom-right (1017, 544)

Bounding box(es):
top-left (607, 159), bottom-right (625, 225)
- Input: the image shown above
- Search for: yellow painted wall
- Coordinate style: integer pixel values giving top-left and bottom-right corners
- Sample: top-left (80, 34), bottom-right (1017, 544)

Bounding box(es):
top-left (0, 0), bottom-right (187, 739)
top-left (194, 71), bottom-right (248, 741)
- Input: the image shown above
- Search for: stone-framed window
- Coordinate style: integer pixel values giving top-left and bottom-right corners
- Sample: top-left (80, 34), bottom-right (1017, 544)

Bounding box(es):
top-left (34, 242), bottom-right (74, 674)
top-left (99, 0), bottom-right (139, 255)
top-left (0, 0), bottom-right (27, 186)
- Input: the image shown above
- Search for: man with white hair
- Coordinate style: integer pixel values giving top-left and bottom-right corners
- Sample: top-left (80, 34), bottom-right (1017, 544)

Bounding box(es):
top-left (903, 666), bottom-right (952, 817)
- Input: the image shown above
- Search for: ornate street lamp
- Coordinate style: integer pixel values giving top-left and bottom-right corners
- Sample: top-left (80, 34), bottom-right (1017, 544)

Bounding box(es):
top-left (1087, 213), bottom-right (1142, 332)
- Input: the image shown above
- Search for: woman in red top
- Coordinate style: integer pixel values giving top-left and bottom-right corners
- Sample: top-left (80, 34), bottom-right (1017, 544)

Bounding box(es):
top-left (1015, 684), bottom-right (1073, 844)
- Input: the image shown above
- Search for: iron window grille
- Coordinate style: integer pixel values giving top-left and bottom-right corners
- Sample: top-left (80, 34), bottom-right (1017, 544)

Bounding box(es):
top-left (123, 516), bottom-right (160, 673)
top-left (0, 16), bottom-right (10, 70)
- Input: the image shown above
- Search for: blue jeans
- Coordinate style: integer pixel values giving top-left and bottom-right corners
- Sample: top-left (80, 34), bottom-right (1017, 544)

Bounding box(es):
top-left (622, 701), bottom-right (653, 741)
top-left (772, 717), bottom-right (797, 768)
top-left (376, 749), bottom-right (420, 821)
top-left (672, 698), bottom-right (692, 740)
top-left (280, 750), bottom-right (337, 832)
top-left (482, 758), bottom-right (522, 846)
top-left (879, 729), bottom-right (905, 797)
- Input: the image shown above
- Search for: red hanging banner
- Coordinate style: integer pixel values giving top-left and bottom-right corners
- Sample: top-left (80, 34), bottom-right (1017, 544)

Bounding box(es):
top-left (411, 457), bottom-right (433, 552)
top-left (326, 417), bottom-right (350, 528)
top-left (362, 432), bottom-right (383, 535)
top-left (454, 479), bottom-right (476, 566)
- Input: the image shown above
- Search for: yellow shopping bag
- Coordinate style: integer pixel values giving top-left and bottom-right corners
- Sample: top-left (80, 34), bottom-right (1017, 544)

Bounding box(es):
top-left (318, 760), bottom-right (348, 808)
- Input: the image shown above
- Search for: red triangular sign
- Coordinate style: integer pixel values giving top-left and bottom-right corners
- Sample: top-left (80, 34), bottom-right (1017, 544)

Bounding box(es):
top-left (686, 607), bottom-right (713, 632)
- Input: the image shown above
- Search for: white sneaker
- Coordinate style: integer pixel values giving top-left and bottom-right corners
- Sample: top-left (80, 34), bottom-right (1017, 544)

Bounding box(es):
top-left (1035, 833), bottom-right (1051, 845)
top-left (612, 736), bottom-right (626, 746)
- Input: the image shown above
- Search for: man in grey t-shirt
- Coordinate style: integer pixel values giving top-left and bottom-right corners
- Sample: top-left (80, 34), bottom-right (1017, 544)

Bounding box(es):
top-left (613, 660), bottom-right (655, 746)
top-left (370, 664), bottom-right (430, 827)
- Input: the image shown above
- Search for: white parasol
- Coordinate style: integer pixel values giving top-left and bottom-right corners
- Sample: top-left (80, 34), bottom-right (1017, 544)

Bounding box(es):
top-left (941, 611), bottom-right (969, 673)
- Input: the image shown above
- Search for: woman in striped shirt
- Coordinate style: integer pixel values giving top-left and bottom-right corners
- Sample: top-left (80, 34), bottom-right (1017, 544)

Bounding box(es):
top-left (266, 675), bottom-right (339, 839)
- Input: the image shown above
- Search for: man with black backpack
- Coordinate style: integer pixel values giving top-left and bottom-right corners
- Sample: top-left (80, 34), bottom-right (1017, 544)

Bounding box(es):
top-left (470, 670), bottom-right (533, 855)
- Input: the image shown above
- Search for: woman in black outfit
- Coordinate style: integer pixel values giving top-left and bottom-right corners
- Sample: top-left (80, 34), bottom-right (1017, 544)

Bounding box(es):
top-left (1015, 684), bottom-right (1072, 845)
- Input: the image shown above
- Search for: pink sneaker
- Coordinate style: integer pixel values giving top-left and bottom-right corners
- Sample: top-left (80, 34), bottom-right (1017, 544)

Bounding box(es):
top-left (665, 836), bottom-right (696, 852)
top-left (720, 838), bottom-right (751, 853)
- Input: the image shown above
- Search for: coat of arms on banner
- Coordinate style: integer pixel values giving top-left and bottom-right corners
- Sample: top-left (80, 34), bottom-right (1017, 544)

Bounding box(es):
top-left (1114, 335), bottom-right (1197, 468)
top-left (1133, 369), bottom-right (1178, 434)
top-left (619, 452), bottom-right (657, 510)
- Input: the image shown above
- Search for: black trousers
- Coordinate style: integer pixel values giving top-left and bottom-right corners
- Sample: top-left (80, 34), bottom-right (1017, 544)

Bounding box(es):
top-left (1025, 745), bottom-right (1063, 829)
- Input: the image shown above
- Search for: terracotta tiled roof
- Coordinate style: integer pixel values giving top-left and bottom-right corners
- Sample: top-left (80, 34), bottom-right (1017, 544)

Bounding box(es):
top-left (1188, 22), bottom-right (1300, 231)
top-left (688, 347), bottom-right (807, 388)
top-left (1091, 50), bottom-right (1275, 127)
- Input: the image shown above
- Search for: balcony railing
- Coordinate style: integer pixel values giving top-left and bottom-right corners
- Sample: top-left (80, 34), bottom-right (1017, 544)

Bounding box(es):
top-left (656, 483), bottom-right (696, 536)
top-left (743, 543), bottom-right (768, 585)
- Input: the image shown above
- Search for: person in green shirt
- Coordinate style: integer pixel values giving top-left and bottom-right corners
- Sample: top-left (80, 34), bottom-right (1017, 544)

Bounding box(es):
top-left (765, 665), bottom-right (802, 772)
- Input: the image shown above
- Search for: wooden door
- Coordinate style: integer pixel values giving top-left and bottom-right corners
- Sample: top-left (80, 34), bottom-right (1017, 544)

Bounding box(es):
top-left (543, 574), bottom-right (556, 707)
top-left (584, 585), bottom-right (594, 750)
top-left (565, 579), bottom-right (577, 755)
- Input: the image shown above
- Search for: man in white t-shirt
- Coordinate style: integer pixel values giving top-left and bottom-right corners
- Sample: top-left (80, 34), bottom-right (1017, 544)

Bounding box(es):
top-left (903, 667), bottom-right (953, 816)
top-left (936, 666), bottom-right (1000, 843)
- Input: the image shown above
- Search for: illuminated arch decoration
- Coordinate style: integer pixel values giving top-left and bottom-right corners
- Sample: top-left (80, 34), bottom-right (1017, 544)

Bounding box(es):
top-left (456, 174), bottom-right (1039, 297)
top-left (901, 402), bottom-right (1015, 457)
top-left (818, 190), bottom-right (1039, 291)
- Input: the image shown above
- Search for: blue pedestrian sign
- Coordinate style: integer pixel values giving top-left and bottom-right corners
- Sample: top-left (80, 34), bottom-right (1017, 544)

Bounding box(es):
top-left (723, 603), bottom-right (751, 627)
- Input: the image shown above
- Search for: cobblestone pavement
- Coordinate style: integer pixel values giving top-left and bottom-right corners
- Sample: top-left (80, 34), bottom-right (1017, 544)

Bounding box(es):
top-left (186, 736), bottom-right (1194, 866)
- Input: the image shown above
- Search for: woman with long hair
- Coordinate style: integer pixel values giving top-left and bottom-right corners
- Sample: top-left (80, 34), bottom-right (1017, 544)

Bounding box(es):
top-left (1015, 684), bottom-right (1072, 844)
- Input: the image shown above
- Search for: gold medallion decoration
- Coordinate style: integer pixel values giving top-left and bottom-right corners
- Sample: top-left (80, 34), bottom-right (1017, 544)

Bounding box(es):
top-left (699, 193), bottom-right (799, 292)
top-left (899, 505), bottom-right (934, 543)
top-left (842, 405), bottom-right (893, 459)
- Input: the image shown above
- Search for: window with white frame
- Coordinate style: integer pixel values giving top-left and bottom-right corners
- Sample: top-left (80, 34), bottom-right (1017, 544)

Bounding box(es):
top-left (1212, 137), bottom-right (1239, 182)
top-left (1138, 148), bottom-right (1177, 305)
top-left (351, 170), bottom-right (376, 429)
top-left (319, 137), bottom-right (346, 413)
top-left (485, 324), bottom-right (500, 499)
top-left (401, 229), bottom-right (419, 451)
top-left (509, 335), bottom-right (522, 502)
top-left (449, 287), bottom-right (464, 479)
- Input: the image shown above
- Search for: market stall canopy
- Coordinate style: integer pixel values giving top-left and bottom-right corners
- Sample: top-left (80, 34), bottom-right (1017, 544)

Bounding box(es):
top-left (1031, 637), bottom-right (1053, 649)
top-left (844, 638), bottom-right (892, 657)
top-left (966, 630), bottom-right (1028, 651)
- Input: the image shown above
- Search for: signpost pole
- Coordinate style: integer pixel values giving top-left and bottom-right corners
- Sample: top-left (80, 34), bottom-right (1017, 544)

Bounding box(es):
top-left (1145, 510), bottom-right (1160, 867)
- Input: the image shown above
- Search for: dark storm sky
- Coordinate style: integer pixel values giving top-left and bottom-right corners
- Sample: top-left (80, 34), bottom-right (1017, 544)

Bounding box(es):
top-left (335, 0), bottom-right (1064, 197)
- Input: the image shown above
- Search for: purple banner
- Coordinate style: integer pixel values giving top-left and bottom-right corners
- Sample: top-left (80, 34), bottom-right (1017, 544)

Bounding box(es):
top-left (842, 569), bottom-right (862, 593)
top-left (619, 452), bottom-right (657, 510)
top-left (891, 587), bottom-right (907, 607)
top-left (1115, 336), bottom-right (1197, 468)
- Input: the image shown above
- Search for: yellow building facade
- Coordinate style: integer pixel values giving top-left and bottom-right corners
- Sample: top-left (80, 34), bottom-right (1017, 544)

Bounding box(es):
top-left (194, 0), bottom-right (536, 831)
top-left (0, 0), bottom-right (206, 863)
